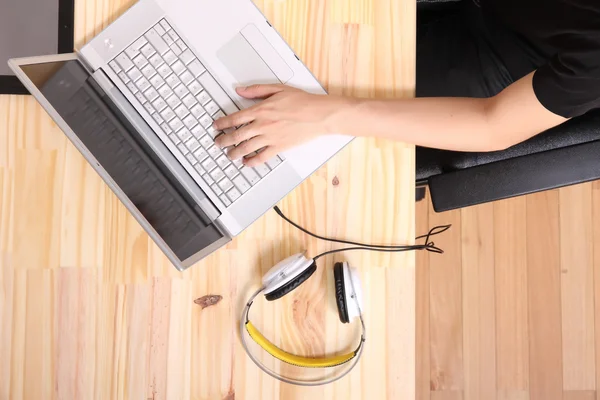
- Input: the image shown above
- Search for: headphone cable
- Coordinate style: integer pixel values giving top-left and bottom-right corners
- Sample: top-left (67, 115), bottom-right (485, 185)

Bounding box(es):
top-left (273, 206), bottom-right (450, 260)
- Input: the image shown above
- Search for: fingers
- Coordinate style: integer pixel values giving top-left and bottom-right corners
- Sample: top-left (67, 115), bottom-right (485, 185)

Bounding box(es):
top-left (226, 137), bottom-right (268, 161)
top-left (213, 107), bottom-right (257, 130)
top-left (243, 147), bottom-right (277, 167)
top-left (214, 124), bottom-right (256, 148)
top-left (236, 84), bottom-right (289, 99)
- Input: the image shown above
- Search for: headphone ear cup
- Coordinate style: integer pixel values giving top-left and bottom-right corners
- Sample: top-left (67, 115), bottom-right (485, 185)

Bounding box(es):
top-left (265, 262), bottom-right (317, 301)
top-left (334, 262), bottom-right (350, 323)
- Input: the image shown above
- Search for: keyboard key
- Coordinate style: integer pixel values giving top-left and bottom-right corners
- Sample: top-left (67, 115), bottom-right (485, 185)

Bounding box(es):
top-left (241, 167), bottom-right (261, 185)
top-left (199, 113), bottom-right (213, 128)
top-left (219, 194), bottom-right (232, 207)
top-left (182, 94), bottom-right (197, 109)
top-left (193, 164), bottom-right (204, 177)
top-left (207, 145), bottom-right (221, 159)
top-left (116, 53), bottom-right (134, 71)
top-left (160, 123), bottom-right (172, 134)
top-left (196, 90), bottom-right (211, 105)
top-left (165, 73), bottom-right (181, 88)
top-left (213, 110), bottom-right (225, 120)
top-left (232, 158), bottom-right (244, 169)
top-left (166, 93), bottom-right (181, 109)
top-left (168, 133), bottom-right (181, 145)
top-left (168, 30), bottom-right (179, 42)
top-left (152, 97), bottom-right (168, 112)
top-left (109, 60), bottom-right (121, 73)
top-left (219, 178), bottom-right (234, 193)
top-left (205, 100), bottom-right (219, 115)
top-left (168, 117), bottom-right (184, 132)
top-left (183, 114), bottom-right (197, 129)
top-left (176, 128), bottom-right (192, 142)
top-left (226, 187), bottom-right (241, 202)
top-left (155, 23), bottom-right (166, 36)
top-left (135, 77), bottom-right (151, 92)
top-left (232, 175), bottom-right (251, 193)
top-left (163, 33), bottom-right (175, 47)
top-left (171, 42), bottom-right (183, 55)
top-left (199, 73), bottom-right (238, 115)
top-left (267, 156), bottom-right (282, 169)
top-left (145, 28), bottom-right (169, 54)
top-left (174, 104), bottom-right (189, 119)
top-left (177, 142), bottom-right (189, 154)
top-left (211, 184), bottom-right (223, 196)
top-left (188, 60), bottom-right (206, 77)
top-left (209, 168), bottom-right (225, 182)
top-left (126, 67), bottom-right (142, 82)
top-left (159, 20), bottom-right (172, 32)
top-left (160, 107), bottom-right (175, 122)
top-left (148, 53), bottom-right (163, 67)
top-left (126, 37), bottom-right (148, 57)
top-left (203, 173), bottom-right (214, 186)
top-left (193, 147), bottom-right (209, 162)
top-left (117, 71), bottom-right (129, 83)
top-left (134, 91), bottom-right (146, 104)
top-left (190, 104), bottom-right (205, 119)
top-left (177, 39), bottom-right (187, 50)
top-left (149, 74), bottom-right (165, 89)
top-left (140, 43), bottom-right (156, 58)
top-left (216, 155), bottom-right (230, 169)
top-left (202, 158), bottom-right (217, 172)
top-left (223, 164), bottom-right (239, 179)
top-left (180, 70), bottom-right (194, 86)
top-left (143, 102), bottom-right (154, 114)
top-left (152, 113), bottom-right (164, 125)
top-left (163, 50), bottom-right (177, 65)
top-left (158, 83), bottom-right (173, 98)
top-left (144, 87), bottom-right (159, 103)
top-left (172, 60), bottom-right (185, 76)
top-left (186, 138), bottom-right (201, 152)
top-left (126, 81), bottom-right (138, 94)
top-left (254, 163), bottom-right (270, 177)
top-left (191, 125), bottom-right (206, 138)
top-left (132, 54), bottom-right (148, 69)
top-left (199, 134), bottom-right (212, 149)
top-left (174, 84), bottom-right (189, 99)
top-left (188, 80), bottom-right (203, 95)
top-left (180, 49), bottom-right (195, 65)
top-left (141, 63), bottom-right (156, 79)
top-left (186, 152), bottom-right (197, 165)
top-left (157, 63), bottom-right (171, 78)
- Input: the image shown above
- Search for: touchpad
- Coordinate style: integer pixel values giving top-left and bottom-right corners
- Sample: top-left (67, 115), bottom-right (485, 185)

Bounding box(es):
top-left (216, 24), bottom-right (293, 88)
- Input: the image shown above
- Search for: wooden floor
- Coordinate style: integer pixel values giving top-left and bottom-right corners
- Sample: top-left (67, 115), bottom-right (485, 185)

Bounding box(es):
top-left (416, 182), bottom-right (600, 400)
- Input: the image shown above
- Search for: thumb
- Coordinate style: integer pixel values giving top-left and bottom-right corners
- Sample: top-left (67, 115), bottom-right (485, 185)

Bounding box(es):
top-left (236, 84), bottom-right (288, 99)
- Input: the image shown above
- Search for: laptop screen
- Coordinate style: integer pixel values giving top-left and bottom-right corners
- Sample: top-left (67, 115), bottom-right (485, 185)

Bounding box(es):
top-left (20, 59), bottom-right (228, 263)
top-left (0, 0), bottom-right (59, 75)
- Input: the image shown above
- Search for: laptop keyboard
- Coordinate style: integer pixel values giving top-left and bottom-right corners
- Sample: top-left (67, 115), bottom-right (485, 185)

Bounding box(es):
top-left (108, 18), bottom-right (282, 207)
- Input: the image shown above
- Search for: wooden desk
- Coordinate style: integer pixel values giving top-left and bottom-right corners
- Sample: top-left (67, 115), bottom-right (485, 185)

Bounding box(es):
top-left (0, 0), bottom-right (416, 398)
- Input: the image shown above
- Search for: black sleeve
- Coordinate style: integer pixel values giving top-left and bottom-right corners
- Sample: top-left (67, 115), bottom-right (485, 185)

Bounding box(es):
top-left (532, 37), bottom-right (600, 118)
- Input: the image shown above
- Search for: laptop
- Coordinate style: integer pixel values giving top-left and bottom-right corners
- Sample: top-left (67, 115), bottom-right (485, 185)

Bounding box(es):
top-left (8, 0), bottom-right (352, 271)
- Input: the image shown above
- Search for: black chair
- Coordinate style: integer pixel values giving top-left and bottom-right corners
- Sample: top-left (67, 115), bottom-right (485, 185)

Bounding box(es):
top-left (415, 0), bottom-right (600, 212)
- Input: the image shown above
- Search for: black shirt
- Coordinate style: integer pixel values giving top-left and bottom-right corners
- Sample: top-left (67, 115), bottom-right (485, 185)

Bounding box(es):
top-left (482, 0), bottom-right (600, 118)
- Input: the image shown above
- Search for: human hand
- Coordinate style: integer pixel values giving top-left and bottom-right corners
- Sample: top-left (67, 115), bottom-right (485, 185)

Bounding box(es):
top-left (213, 84), bottom-right (356, 167)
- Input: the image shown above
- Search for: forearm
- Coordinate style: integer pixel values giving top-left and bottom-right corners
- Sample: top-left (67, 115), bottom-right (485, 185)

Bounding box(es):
top-left (336, 96), bottom-right (500, 152)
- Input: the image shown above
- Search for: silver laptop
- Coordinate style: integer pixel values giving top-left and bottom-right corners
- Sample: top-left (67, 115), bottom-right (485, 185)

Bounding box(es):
top-left (9, 0), bottom-right (352, 271)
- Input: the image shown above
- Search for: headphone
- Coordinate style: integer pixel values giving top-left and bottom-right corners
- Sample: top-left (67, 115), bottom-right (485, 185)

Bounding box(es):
top-left (240, 206), bottom-right (450, 386)
top-left (240, 253), bottom-right (366, 386)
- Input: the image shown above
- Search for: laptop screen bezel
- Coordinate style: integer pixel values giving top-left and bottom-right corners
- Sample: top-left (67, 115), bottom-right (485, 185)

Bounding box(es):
top-left (8, 54), bottom-right (230, 270)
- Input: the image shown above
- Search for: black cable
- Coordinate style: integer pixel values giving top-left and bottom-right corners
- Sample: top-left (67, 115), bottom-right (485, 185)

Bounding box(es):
top-left (273, 206), bottom-right (450, 259)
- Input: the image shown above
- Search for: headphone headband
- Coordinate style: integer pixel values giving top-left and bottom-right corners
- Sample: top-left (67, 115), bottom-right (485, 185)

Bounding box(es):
top-left (240, 285), bottom-right (366, 386)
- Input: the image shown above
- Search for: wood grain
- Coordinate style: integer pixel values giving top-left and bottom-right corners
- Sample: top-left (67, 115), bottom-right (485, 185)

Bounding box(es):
top-left (461, 204), bottom-right (496, 400)
top-left (429, 205), bottom-right (463, 392)
top-left (526, 191), bottom-right (563, 400)
top-left (0, 0), bottom-right (416, 399)
top-left (494, 198), bottom-right (529, 393)
top-left (559, 185), bottom-right (596, 390)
